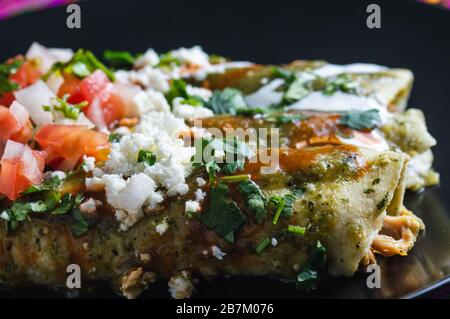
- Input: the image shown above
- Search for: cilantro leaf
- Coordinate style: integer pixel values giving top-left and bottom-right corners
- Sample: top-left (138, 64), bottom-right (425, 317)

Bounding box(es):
top-left (108, 133), bottom-right (121, 143)
top-left (221, 161), bottom-right (244, 175)
top-left (0, 58), bottom-right (23, 96)
top-left (137, 149), bottom-right (156, 166)
top-left (284, 77), bottom-right (310, 103)
top-left (200, 182), bottom-right (246, 243)
top-left (22, 176), bottom-right (62, 195)
top-left (239, 180), bottom-right (267, 224)
top-left (166, 79), bottom-right (188, 105)
top-left (339, 109), bottom-right (381, 130)
top-left (157, 52), bottom-right (181, 68)
top-left (323, 74), bottom-right (358, 96)
top-left (270, 191), bottom-right (300, 224)
top-left (266, 113), bottom-right (308, 125)
top-left (271, 67), bottom-right (295, 82)
top-left (256, 236), bottom-right (271, 254)
top-left (297, 241), bottom-right (327, 291)
top-left (44, 94), bottom-right (88, 120)
top-left (71, 207), bottom-right (89, 237)
top-left (205, 88), bottom-right (248, 115)
top-left (103, 50), bottom-right (136, 69)
top-left (44, 49), bottom-right (115, 81)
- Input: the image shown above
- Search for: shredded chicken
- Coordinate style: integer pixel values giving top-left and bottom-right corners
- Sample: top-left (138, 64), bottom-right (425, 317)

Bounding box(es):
top-left (360, 249), bottom-right (377, 268)
top-left (372, 208), bottom-right (424, 257)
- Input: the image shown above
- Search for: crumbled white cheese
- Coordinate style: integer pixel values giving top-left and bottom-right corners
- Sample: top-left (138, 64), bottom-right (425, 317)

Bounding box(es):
top-left (186, 85), bottom-right (212, 101)
top-left (134, 49), bottom-right (160, 68)
top-left (88, 173), bottom-right (163, 231)
top-left (115, 67), bottom-right (170, 92)
top-left (155, 219), bottom-right (169, 235)
top-left (211, 245), bottom-right (226, 260)
top-left (113, 126), bottom-right (131, 137)
top-left (170, 46), bottom-right (210, 68)
top-left (82, 156), bottom-right (96, 172)
top-left (196, 177), bottom-right (206, 187)
top-left (130, 89), bottom-right (170, 116)
top-left (79, 198), bottom-right (98, 214)
top-left (271, 238), bottom-right (278, 247)
top-left (168, 271), bottom-right (194, 299)
top-left (195, 189), bottom-right (206, 202)
top-left (172, 97), bottom-right (214, 120)
top-left (185, 200), bottom-right (200, 213)
top-left (89, 110), bottom-right (193, 230)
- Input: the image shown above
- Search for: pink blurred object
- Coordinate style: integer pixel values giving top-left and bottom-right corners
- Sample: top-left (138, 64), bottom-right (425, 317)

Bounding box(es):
top-left (419, 0), bottom-right (450, 8)
top-left (0, 0), bottom-right (76, 20)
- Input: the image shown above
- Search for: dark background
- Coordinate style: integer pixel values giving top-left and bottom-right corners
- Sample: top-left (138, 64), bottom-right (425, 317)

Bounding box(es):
top-left (0, 0), bottom-right (449, 298)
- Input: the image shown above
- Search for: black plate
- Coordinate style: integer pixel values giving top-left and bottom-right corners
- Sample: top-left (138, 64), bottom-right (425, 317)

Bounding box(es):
top-left (0, 0), bottom-right (449, 299)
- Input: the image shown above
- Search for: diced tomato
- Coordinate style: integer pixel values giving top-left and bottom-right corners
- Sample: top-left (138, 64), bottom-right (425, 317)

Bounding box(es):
top-left (0, 57), bottom-right (42, 107)
top-left (0, 103), bottom-right (33, 144)
top-left (0, 140), bottom-right (45, 200)
top-left (35, 124), bottom-right (110, 171)
top-left (58, 70), bottom-right (125, 128)
top-left (58, 72), bottom-right (85, 104)
top-left (79, 69), bottom-right (110, 103)
top-left (10, 59), bottom-right (42, 88)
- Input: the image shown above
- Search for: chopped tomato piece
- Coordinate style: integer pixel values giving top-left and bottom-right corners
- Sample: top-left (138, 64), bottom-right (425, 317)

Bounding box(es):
top-left (0, 57), bottom-right (42, 107)
top-left (10, 59), bottom-right (42, 88)
top-left (0, 102), bottom-right (33, 144)
top-left (58, 70), bottom-right (125, 128)
top-left (35, 124), bottom-right (110, 171)
top-left (0, 140), bottom-right (45, 200)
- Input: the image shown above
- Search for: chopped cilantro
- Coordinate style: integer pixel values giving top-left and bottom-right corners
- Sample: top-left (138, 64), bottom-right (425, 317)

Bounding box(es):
top-left (284, 77), bottom-right (310, 103)
top-left (239, 179), bottom-right (267, 224)
top-left (271, 196), bottom-right (285, 225)
top-left (287, 224), bottom-right (306, 236)
top-left (71, 207), bottom-right (89, 237)
top-left (157, 52), bottom-right (181, 68)
top-left (108, 133), bottom-right (121, 143)
top-left (323, 74), bottom-right (358, 95)
top-left (0, 58), bottom-right (23, 96)
top-left (297, 241), bottom-right (327, 291)
top-left (44, 49), bottom-right (115, 81)
top-left (339, 109), bottom-right (381, 130)
top-left (103, 50), bottom-right (136, 69)
top-left (43, 94), bottom-right (88, 120)
top-left (221, 161), bottom-right (244, 175)
top-left (180, 95), bottom-right (204, 107)
top-left (266, 113), bottom-right (308, 125)
top-left (235, 107), bottom-right (265, 116)
top-left (137, 149), bottom-right (156, 166)
top-left (221, 174), bottom-right (250, 183)
top-left (166, 79), bottom-right (188, 105)
top-left (192, 137), bottom-right (253, 185)
top-left (200, 182), bottom-right (246, 243)
top-left (22, 176), bottom-right (61, 195)
top-left (270, 191), bottom-right (299, 224)
top-left (205, 88), bottom-right (248, 115)
top-left (256, 236), bottom-right (271, 254)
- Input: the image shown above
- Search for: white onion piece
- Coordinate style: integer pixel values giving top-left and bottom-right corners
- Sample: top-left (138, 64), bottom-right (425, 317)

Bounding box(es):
top-left (48, 48), bottom-right (74, 63)
top-left (14, 80), bottom-right (54, 126)
top-left (26, 42), bottom-right (73, 73)
top-left (2, 140), bottom-right (25, 160)
top-left (9, 101), bottom-right (30, 125)
top-left (109, 173), bottom-right (156, 212)
top-left (45, 72), bottom-right (64, 94)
